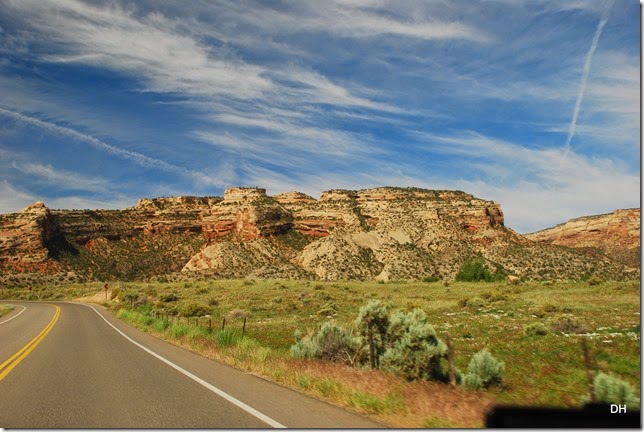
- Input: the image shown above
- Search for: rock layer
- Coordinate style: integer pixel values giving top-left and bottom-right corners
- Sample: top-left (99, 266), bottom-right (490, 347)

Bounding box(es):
top-left (0, 187), bottom-right (637, 284)
top-left (525, 209), bottom-right (640, 267)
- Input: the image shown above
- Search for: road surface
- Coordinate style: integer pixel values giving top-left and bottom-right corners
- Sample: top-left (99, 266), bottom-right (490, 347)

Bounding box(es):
top-left (0, 301), bottom-right (383, 428)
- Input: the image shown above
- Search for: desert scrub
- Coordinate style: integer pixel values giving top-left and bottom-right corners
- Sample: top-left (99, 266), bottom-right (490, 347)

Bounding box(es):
top-left (379, 309), bottom-right (447, 381)
top-left (463, 349), bottom-right (505, 390)
top-left (290, 322), bottom-right (357, 364)
top-left (525, 322), bottom-right (548, 336)
top-left (593, 372), bottom-right (639, 409)
top-left (550, 315), bottom-right (588, 334)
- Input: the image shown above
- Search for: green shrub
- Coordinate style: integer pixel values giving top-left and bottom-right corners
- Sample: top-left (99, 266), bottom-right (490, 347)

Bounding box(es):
top-left (379, 309), bottom-right (447, 381)
top-left (290, 322), bottom-right (357, 364)
top-left (354, 300), bottom-right (390, 368)
top-left (587, 275), bottom-right (604, 286)
top-left (207, 297), bottom-right (219, 306)
top-left (541, 303), bottom-right (559, 313)
top-left (593, 372), bottom-right (639, 408)
top-left (456, 258), bottom-right (493, 282)
top-left (463, 349), bottom-right (504, 390)
top-left (423, 276), bottom-right (440, 283)
top-left (463, 372), bottom-right (484, 390)
top-left (465, 297), bottom-right (486, 308)
top-left (525, 322), bottom-right (549, 336)
top-left (180, 302), bottom-right (210, 317)
top-left (160, 293), bottom-right (179, 302)
top-left (550, 315), bottom-right (588, 334)
top-left (290, 331), bottom-right (320, 360)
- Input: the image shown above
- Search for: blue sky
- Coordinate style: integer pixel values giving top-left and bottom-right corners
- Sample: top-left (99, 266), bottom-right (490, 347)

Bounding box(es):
top-left (0, 0), bottom-right (639, 233)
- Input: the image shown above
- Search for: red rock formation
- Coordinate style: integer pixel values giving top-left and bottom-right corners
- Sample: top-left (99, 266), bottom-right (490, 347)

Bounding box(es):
top-left (202, 188), bottom-right (292, 240)
top-left (525, 209), bottom-right (640, 266)
top-left (0, 202), bottom-right (60, 272)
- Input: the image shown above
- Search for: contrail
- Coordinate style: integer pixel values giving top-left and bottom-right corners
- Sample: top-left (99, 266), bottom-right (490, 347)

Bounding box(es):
top-left (563, 1), bottom-right (614, 157)
top-left (0, 107), bottom-right (182, 173)
top-left (0, 107), bottom-right (224, 186)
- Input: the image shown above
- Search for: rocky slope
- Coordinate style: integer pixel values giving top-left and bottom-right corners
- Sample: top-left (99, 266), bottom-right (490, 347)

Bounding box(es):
top-left (0, 187), bottom-right (637, 286)
top-left (524, 209), bottom-right (640, 267)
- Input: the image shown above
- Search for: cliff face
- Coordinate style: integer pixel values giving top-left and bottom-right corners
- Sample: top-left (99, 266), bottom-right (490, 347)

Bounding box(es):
top-left (525, 209), bottom-right (640, 267)
top-left (0, 187), bottom-right (636, 285)
top-left (0, 202), bottom-right (61, 272)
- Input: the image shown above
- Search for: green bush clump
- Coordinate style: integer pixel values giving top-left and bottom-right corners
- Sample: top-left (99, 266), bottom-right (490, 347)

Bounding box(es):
top-left (290, 322), bottom-right (357, 364)
top-left (525, 322), bottom-right (549, 336)
top-left (354, 300), bottom-right (390, 368)
top-left (423, 276), bottom-right (440, 283)
top-left (379, 309), bottom-right (447, 381)
top-left (160, 293), bottom-right (179, 302)
top-left (593, 372), bottom-right (639, 408)
top-left (456, 257), bottom-right (506, 282)
top-left (587, 275), bottom-right (604, 286)
top-left (550, 315), bottom-right (588, 334)
top-left (456, 258), bottom-right (494, 282)
top-left (463, 349), bottom-right (505, 390)
top-left (179, 302), bottom-right (210, 317)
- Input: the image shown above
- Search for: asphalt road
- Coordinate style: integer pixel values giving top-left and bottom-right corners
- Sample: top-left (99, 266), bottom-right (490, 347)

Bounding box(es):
top-left (0, 301), bottom-right (383, 428)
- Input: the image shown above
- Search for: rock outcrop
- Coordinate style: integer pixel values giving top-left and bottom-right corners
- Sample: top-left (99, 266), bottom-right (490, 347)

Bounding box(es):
top-left (0, 202), bottom-right (64, 272)
top-left (525, 209), bottom-right (640, 267)
top-left (0, 187), bottom-right (637, 285)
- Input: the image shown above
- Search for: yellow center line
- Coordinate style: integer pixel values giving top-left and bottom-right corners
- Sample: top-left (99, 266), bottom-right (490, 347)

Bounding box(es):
top-left (0, 304), bottom-right (60, 381)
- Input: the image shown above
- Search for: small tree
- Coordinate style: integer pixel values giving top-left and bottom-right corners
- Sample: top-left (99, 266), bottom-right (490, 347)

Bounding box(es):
top-left (463, 349), bottom-right (505, 390)
top-left (379, 309), bottom-right (447, 381)
top-left (354, 300), bottom-right (390, 369)
top-left (456, 257), bottom-right (494, 282)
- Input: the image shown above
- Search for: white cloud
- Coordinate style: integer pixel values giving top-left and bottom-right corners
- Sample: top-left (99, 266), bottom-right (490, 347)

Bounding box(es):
top-left (0, 107), bottom-right (228, 187)
top-left (416, 131), bottom-right (639, 232)
top-left (0, 180), bottom-right (37, 213)
top-left (12, 161), bottom-right (109, 193)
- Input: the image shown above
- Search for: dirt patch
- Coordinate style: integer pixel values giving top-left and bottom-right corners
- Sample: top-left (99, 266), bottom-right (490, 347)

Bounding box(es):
top-left (74, 290), bottom-right (116, 303)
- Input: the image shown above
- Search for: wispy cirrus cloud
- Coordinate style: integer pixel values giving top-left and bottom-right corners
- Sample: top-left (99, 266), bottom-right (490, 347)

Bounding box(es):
top-left (0, 107), bottom-right (227, 187)
top-left (0, 0), bottom-right (637, 234)
top-left (416, 130), bottom-right (639, 232)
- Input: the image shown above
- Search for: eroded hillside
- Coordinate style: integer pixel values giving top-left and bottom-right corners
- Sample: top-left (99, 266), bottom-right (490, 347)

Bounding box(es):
top-left (0, 187), bottom-right (637, 286)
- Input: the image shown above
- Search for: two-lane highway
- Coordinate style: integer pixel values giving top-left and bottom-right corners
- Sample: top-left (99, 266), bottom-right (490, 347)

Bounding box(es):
top-left (0, 301), bottom-right (383, 428)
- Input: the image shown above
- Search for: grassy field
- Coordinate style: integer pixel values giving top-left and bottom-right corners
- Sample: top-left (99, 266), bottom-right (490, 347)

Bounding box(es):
top-left (1, 278), bottom-right (640, 427)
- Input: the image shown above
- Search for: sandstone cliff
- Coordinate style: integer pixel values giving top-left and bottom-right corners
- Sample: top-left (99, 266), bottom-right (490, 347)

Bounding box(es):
top-left (0, 187), bottom-right (637, 285)
top-left (525, 209), bottom-right (640, 267)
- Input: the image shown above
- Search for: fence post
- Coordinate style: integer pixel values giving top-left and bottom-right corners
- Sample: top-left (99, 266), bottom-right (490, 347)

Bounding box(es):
top-left (445, 332), bottom-right (456, 387)
top-left (242, 317), bottom-right (247, 339)
top-left (209, 318), bottom-right (212, 333)
top-left (222, 317), bottom-right (226, 330)
top-left (581, 337), bottom-right (596, 402)
top-left (367, 326), bottom-right (376, 369)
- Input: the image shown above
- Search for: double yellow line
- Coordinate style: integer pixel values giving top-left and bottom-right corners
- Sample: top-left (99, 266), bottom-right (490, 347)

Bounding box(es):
top-left (0, 304), bottom-right (60, 381)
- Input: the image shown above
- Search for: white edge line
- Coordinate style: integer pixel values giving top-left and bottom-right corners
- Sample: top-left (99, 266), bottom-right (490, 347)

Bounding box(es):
top-left (80, 303), bottom-right (286, 429)
top-left (0, 305), bottom-right (27, 325)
